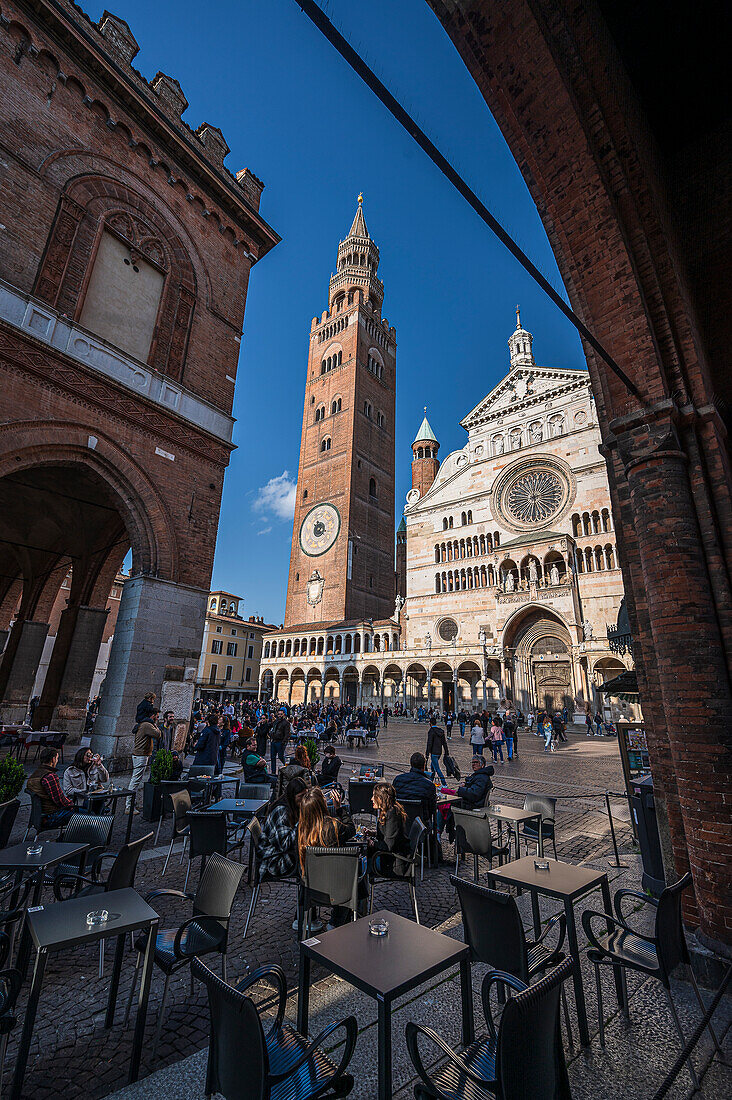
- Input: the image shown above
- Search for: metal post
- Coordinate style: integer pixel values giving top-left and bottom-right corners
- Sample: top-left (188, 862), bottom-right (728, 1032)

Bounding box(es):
top-left (605, 790), bottom-right (627, 868)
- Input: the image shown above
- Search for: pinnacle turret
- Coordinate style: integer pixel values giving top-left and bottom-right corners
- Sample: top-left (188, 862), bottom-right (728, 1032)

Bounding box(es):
top-left (508, 305), bottom-right (535, 369)
top-left (329, 195), bottom-right (383, 312)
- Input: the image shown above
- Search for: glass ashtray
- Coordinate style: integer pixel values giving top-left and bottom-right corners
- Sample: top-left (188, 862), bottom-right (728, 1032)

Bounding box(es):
top-left (493, 805), bottom-right (502, 814)
top-left (86, 909), bottom-right (109, 926)
top-left (26, 842), bottom-right (43, 856)
top-left (534, 859), bottom-right (550, 871)
top-left (369, 918), bottom-right (389, 937)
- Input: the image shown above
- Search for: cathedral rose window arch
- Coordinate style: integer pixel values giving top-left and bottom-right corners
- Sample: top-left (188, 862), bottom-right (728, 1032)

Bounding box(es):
top-left (492, 457), bottom-right (576, 534)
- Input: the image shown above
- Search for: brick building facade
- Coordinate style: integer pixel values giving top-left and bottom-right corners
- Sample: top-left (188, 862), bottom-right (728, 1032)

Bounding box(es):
top-left (427, 0), bottom-right (731, 952)
top-left (0, 2), bottom-right (278, 756)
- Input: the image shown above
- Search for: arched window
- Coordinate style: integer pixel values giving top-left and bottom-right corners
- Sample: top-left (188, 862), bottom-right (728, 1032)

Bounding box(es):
top-left (364, 401), bottom-right (372, 418)
top-left (435, 574), bottom-right (441, 593)
top-left (303, 489), bottom-right (308, 500)
top-left (315, 405), bottom-right (325, 422)
top-left (494, 533), bottom-right (500, 548)
top-left (321, 436), bottom-right (331, 452)
top-left (377, 412), bottom-right (385, 428)
top-left (461, 512), bottom-right (467, 525)
top-left (210, 598), bottom-right (217, 610)
top-left (435, 546), bottom-right (440, 563)
top-left (331, 398), bottom-right (342, 414)
top-left (572, 513), bottom-right (581, 537)
top-left (369, 477), bottom-right (377, 497)
top-left (467, 510), bottom-right (472, 524)
top-left (448, 516), bottom-right (454, 529)
top-left (602, 507), bottom-right (611, 532)
top-left (443, 517), bottom-right (449, 530)
top-left (263, 642), bottom-right (270, 658)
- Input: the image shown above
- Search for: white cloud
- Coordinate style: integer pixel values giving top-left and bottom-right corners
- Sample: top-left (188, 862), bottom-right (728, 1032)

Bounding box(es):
top-left (256, 526), bottom-right (272, 537)
top-left (252, 470), bottom-right (296, 522)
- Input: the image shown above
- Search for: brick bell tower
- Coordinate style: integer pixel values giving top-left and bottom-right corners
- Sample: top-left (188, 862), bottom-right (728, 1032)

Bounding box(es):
top-left (411, 410), bottom-right (440, 497)
top-left (284, 196), bottom-right (397, 627)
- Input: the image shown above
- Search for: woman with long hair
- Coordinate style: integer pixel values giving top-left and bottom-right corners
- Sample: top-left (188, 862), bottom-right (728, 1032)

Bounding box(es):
top-left (370, 782), bottom-right (411, 876)
top-left (62, 746), bottom-right (109, 799)
top-left (297, 787), bottom-right (358, 927)
top-left (256, 776), bottom-right (309, 880)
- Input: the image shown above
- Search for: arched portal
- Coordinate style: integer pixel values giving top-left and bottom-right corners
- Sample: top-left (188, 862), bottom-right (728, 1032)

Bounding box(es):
top-left (503, 607), bottom-right (574, 714)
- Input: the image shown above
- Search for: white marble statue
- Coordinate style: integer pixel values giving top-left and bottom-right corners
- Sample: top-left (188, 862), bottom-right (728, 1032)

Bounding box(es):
top-left (505, 572), bottom-right (515, 592)
top-left (550, 563), bottom-right (560, 586)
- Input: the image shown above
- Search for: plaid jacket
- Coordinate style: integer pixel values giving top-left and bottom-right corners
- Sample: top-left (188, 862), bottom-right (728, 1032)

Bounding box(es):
top-left (42, 769), bottom-right (73, 809)
top-left (257, 803), bottom-right (297, 878)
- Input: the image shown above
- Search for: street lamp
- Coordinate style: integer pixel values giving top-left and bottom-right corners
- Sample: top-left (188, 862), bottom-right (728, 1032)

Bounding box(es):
top-left (479, 628), bottom-right (488, 709)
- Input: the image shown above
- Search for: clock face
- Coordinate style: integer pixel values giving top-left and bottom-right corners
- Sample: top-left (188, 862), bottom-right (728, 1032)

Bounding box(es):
top-left (299, 503), bottom-right (341, 557)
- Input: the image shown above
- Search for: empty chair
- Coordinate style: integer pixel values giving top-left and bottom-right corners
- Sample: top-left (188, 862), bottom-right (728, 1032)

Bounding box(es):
top-left (520, 795), bottom-right (558, 859)
top-left (0, 966), bottom-right (22, 1096)
top-left (452, 876), bottom-right (572, 1043)
top-left (237, 783), bottom-right (271, 801)
top-left (192, 956), bottom-right (357, 1100)
top-left (125, 851), bottom-right (246, 1059)
top-left (154, 780), bottom-right (191, 845)
top-left (22, 792), bottom-right (57, 841)
top-left (369, 818), bottom-right (426, 924)
top-left (49, 813), bottom-right (114, 888)
top-left (406, 959), bottom-right (574, 1100)
top-left (453, 809), bottom-right (511, 880)
top-left (301, 846), bottom-right (361, 937)
top-left (184, 811), bottom-right (247, 892)
top-left (582, 872), bottom-right (724, 1090)
top-left (162, 789), bottom-right (192, 876)
top-left (347, 779), bottom-right (376, 818)
top-left (243, 817), bottom-right (300, 938)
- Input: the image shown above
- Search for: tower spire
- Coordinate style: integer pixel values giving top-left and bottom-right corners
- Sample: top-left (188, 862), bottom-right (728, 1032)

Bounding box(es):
top-left (348, 193), bottom-right (369, 239)
top-left (331, 194), bottom-right (383, 311)
top-left (508, 308), bottom-right (534, 369)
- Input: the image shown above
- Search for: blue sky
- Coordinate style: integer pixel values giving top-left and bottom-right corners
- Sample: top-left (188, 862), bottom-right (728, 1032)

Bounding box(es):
top-left (105, 0), bottom-right (585, 623)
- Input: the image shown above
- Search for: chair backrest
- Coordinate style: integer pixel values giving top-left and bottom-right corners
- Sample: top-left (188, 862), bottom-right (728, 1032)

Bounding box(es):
top-left (61, 812), bottom-right (115, 851)
top-left (105, 831), bottom-right (152, 892)
top-left (655, 872), bottom-right (692, 978)
top-left (194, 852), bottom-right (246, 930)
top-left (191, 956), bottom-right (267, 1100)
top-left (408, 817), bottom-right (427, 859)
top-left (400, 798), bottom-right (430, 830)
top-left (304, 846), bottom-right (360, 912)
top-left (27, 792), bottom-right (45, 833)
top-left (453, 808), bottom-right (498, 858)
top-left (188, 764), bottom-right (217, 779)
top-left (493, 959), bottom-right (573, 1100)
top-left (523, 794), bottom-right (557, 829)
top-left (188, 811), bottom-right (228, 863)
top-left (160, 781), bottom-right (189, 818)
top-left (452, 876), bottom-right (529, 979)
top-left (348, 779), bottom-right (375, 816)
top-left (238, 784), bottom-right (270, 801)
top-left (169, 789), bottom-right (192, 837)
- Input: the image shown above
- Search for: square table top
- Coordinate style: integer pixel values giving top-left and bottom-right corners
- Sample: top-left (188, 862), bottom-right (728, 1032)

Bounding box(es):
top-left (85, 786), bottom-right (132, 799)
top-left (26, 887), bottom-right (158, 951)
top-left (301, 910), bottom-right (468, 1001)
top-left (205, 798), bottom-right (268, 815)
top-left (484, 805), bottom-right (541, 824)
top-left (489, 856), bottom-right (607, 900)
top-left (437, 792), bottom-right (462, 805)
top-left (0, 840), bottom-right (89, 871)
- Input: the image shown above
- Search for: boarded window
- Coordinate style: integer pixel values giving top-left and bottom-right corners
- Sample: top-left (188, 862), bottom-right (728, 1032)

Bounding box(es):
top-left (80, 231), bottom-right (164, 362)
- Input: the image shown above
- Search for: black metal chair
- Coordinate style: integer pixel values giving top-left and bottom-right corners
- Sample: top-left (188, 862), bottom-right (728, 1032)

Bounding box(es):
top-left (48, 812), bottom-right (114, 888)
top-left (369, 818), bottom-right (426, 924)
top-left (191, 956), bottom-right (357, 1100)
top-left (519, 795), bottom-right (558, 860)
top-left (162, 789), bottom-right (193, 876)
top-left (188, 764), bottom-right (219, 779)
top-left (238, 783), bottom-right (271, 801)
top-left (400, 798), bottom-right (435, 878)
top-left (154, 780), bottom-right (191, 845)
top-left (300, 845), bottom-right (361, 937)
top-left (124, 851), bottom-right (246, 1059)
top-left (452, 809), bottom-right (511, 880)
top-left (346, 778), bottom-right (375, 818)
top-left (582, 871), bottom-right (724, 1090)
top-left (183, 810), bottom-right (247, 892)
top-left (0, 966), bottom-right (23, 1096)
top-left (22, 792), bottom-right (55, 841)
top-left (406, 959), bottom-right (574, 1100)
top-left (243, 817), bottom-right (301, 938)
top-left (452, 876), bottom-right (572, 1045)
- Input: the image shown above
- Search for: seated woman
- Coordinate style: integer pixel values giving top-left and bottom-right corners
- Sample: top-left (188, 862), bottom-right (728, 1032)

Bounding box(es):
top-left (370, 782), bottom-right (411, 876)
top-left (256, 776), bottom-right (309, 880)
top-left (275, 744), bottom-right (314, 798)
top-left (62, 747), bottom-right (110, 800)
top-left (297, 787), bottom-right (359, 926)
top-left (317, 744), bottom-right (342, 785)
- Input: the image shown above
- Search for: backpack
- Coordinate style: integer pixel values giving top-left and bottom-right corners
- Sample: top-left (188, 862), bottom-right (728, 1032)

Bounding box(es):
top-left (444, 754), bottom-right (461, 780)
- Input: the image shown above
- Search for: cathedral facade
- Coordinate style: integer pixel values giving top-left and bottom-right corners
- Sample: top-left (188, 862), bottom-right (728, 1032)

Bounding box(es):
top-left (261, 259), bottom-right (632, 717)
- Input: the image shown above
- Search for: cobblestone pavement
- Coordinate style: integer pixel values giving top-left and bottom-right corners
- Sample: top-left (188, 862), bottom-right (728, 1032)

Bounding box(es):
top-left (3, 720), bottom-right (635, 1100)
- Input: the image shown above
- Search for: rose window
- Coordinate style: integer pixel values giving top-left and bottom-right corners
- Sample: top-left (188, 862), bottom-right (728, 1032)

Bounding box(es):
top-left (506, 470), bottom-right (563, 524)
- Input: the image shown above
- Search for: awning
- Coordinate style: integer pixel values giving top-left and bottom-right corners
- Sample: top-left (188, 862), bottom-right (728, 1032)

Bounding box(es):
top-left (597, 670), bottom-right (639, 697)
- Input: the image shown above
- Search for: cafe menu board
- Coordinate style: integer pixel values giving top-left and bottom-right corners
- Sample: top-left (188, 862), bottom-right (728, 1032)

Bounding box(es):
top-left (618, 722), bottom-right (651, 782)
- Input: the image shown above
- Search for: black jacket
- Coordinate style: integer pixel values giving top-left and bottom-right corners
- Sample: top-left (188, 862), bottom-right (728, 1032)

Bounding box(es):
top-left (457, 764), bottom-right (495, 809)
top-left (425, 725), bottom-right (448, 758)
top-left (319, 755), bottom-right (342, 783)
top-left (270, 717), bottom-right (291, 743)
top-left (393, 769), bottom-right (437, 817)
top-left (374, 807), bottom-right (411, 876)
top-left (193, 725), bottom-right (220, 767)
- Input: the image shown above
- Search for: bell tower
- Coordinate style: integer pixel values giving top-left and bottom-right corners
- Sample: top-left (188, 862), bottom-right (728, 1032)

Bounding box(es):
top-left (411, 410), bottom-right (440, 498)
top-left (284, 197), bottom-right (397, 627)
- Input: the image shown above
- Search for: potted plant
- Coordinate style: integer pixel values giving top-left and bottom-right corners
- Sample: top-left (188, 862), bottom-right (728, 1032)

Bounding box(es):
top-left (0, 754), bottom-right (26, 847)
top-left (142, 748), bottom-right (174, 821)
top-left (303, 736), bottom-right (320, 770)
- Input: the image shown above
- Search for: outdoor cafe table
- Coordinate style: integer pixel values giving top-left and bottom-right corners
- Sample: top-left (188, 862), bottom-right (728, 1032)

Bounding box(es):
top-left (9, 887), bottom-right (158, 1100)
top-left (487, 855), bottom-right (615, 1047)
top-left (186, 774), bottom-right (239, 804)
top-left (83, 786), bottom-right (136, 842)
top-left (484, 803), bottom-right (543, 858)
top-left (0, 840), bottom-right (89, 974)
top-left (205, 797), bottom-right (268, 819)
top-left (297, 910), bottom-right (474, 1100)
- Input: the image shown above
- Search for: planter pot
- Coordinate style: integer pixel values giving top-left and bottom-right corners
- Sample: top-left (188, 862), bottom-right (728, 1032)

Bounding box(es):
top-left (142, 782), bottom-right (163, 821)
top-left (0, 798), bottom-right (20, 848)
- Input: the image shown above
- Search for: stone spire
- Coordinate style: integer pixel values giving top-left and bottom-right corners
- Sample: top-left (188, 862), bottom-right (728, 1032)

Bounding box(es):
top-left (412, 408), bottom-right (440, 497)
top-left (329, 195), bottom-right (383, 312)
top-left (508, 305), bottom-right (535, 369)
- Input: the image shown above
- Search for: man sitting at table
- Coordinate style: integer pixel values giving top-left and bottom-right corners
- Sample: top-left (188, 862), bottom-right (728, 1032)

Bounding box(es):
top-left (393, 752), bottom-right (437, 818)
top-left (456, 755), bottom-right (495, 809)
top-left (26, 746), bottom-right (73, 829)
top-left (241, 736), bottom-right (275, 787)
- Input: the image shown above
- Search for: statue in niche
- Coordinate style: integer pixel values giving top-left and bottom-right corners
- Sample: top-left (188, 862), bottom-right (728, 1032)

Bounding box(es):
top-left (529, 421), bottom-right (543, 443)
top-left (528, 560), bottom-right (538, 584)
top-left (550, 562), bottom-right (560, 586)
top-left (582, 620), bottom-right (593, 640)
top-left (493, 435), bottom-right (504, 455)
top-left (505, 572), bottom-right (515, 592)
top-left (394, 593), bottom-right (405, 619)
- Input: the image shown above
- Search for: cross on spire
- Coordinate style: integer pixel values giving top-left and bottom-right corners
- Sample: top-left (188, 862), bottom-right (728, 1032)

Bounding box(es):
top-left (516, 305), bottom-right (521, 328)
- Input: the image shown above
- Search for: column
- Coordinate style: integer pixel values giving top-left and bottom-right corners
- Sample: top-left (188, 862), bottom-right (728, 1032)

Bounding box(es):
top-left (358, 676), bottom-right (364, 707)
top-left (33, 605), bottom-right (109, 737)
top-left (287, 676), bottom-right (293, 706)
top-left (93, 575), bottom-right (207, 767)
top-left (0, 620), bottom-right (49, 725)
top-left (426, 673), bottom-right (432, 710)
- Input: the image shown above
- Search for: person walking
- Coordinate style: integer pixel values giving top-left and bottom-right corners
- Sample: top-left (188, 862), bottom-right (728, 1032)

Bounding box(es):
top-left (426, 721), bottom-right (448, 784)
top-left (192, 713), bottom-right (221, 771)
top-left (594, 710), bottom-right (604, 736)
top-left (127, 708), bottom-right (162, 812)
top-left (585, 712), bottom-right (594, 736)
top-left (458, 708), bottom-right (468, 738)
top-left (502, 714), bottom-right (515, 761)
top-left (445, 711), bottom-right (454, 740)
top-left (269, 710), bottom-right (292, 774)
top-left (490, 717), bottom-right (505, 763)
top-left (469, 717), bottom-right (486, 758)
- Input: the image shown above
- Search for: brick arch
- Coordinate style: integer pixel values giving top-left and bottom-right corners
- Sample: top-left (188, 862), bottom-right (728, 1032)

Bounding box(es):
top-left (0, 421), bottom-right (178, 581)
top-left (33, 167), bottom-right (202, 384)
